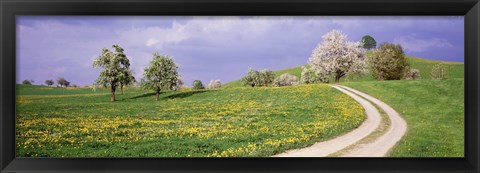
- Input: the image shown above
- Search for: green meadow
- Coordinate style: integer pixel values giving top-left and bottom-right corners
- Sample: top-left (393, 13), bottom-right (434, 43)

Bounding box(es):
top-left (222, 55), bottom-right (465, 157)
top-left (16, 55), bottom-right (464, 157)
top-left (343, 78), bottom-right (464, 157)
top-left (16, 84), bottom-right (365, 157)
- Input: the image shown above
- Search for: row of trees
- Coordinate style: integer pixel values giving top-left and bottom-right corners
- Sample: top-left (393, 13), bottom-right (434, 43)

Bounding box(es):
top-left (240, 68), bottom-right (300, 87)
top-left (22, 77), bottom-right (75, 87)
top-left (240, 29), bottom-right (449, 87)
top-left (240, 30), bottom-right (368, 87)
top-left (189, 79), bottom-right (222, 90)
top-left (301, 30), bottom-right (433, 83)
top-left (93, 45), bottom-right (222, 102)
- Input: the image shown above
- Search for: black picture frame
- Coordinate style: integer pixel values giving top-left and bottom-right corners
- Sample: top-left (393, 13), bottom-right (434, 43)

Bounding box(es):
top-left (1, 0), bottom-right (479, 173)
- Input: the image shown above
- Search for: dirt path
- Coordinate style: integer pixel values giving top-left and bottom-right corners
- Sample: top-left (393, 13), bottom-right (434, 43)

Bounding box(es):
top-left (273, 85), bottom-right (381, 157)
top-left (273, 84), bottom-right (407, 157)
top-left (337, 85), bottom-right (407, 157)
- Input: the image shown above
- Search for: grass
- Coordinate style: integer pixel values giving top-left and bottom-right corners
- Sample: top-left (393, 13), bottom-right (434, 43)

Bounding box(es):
top-left (222, 56), bottom-right (464, 88)
top-left (342, 78), bottom-right (464, 157)
top-left (16, 84), bottom-right (366, 157)
top-left (17, 84), bottom-right (111, 95)
top-left (17, 55), bottom-right (464, 157)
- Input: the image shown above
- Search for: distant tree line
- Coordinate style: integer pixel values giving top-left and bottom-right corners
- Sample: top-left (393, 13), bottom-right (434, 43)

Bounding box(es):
top-left (236, 29), bottom-right (448, 87)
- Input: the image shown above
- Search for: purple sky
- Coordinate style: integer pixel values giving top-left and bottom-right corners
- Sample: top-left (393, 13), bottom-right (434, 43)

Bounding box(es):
top-left (16, 16), bottom-right (464, 86)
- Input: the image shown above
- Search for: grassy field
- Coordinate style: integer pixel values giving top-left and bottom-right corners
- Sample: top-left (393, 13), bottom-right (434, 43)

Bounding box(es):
top-left (16, 55), bottom-right (464, 157)
top-left (222, 55), bottom-right (465, 157)
top-left (16, 84), bottom-right (365, 157)
top-left (343, 78), bottom-right (464, 157)
top-left (223, 56), bottom-right (464, 88)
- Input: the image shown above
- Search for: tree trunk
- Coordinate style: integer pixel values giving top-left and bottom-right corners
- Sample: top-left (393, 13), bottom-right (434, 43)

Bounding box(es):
top-left (335, 71), bottom-right (345, 83)
top-left (111, 91), bottom-right (116, 102)
top-left (155, 88), bottom-right (160, 101)
top-left (121, 84), bottom-right (124, 94)
top-left (111, 86), bottom-right (116, 102)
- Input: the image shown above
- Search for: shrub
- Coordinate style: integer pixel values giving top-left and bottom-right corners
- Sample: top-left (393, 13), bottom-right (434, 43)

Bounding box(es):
top-left (22, 80), bottom-right (32, 85)
top-left (45, 80), bottom-right (54, 87)
top-left (404, 68), bottom-right (421, 80)
top-left (431, 63), bottom-right (448, 79)
top-left (258, 70), bottom-right (275, 86)
top-left (208, 80), bottom-right (221, 89)
top-left (273, 73), bottom-right (298, 86)
top-left (368, 43), bottom-right (409, 80)
top-left (241, 68), bottom-right (275, 87)
top-left (192, 80), bottom-right (205, 90)
top-left (300, 65), bottom-right (329, 84)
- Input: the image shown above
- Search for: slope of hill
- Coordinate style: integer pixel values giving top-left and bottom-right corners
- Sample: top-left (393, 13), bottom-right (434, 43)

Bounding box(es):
top-left (343, 78), bottom-right (464, 157)
top-left (222, 56), bottom-right (464, 88)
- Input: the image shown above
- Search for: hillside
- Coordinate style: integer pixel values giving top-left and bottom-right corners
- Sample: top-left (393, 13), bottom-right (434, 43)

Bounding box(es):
top-left (343, 78), bottom-right (464, 157)
top-left (222, 56), bottom-right (464, 88)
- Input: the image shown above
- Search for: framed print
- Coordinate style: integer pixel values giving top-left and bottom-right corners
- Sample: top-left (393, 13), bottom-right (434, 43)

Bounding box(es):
top-left (1, 0), bottom-right (479, 173)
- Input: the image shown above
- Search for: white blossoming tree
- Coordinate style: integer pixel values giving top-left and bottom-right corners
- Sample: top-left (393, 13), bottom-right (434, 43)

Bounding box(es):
top-left (241, 68), bottom-right (275, 87)
top-left (308, 30), bottom-right (366, 83)
top-left (300, 65), bottom-right (330, 84)
top-left (140, 53), bottom-right (179, 101)
top-left (208, 80), bottom-right (221, 89)
top-left (273, 73), bottom-right (298, 86)
top-left (93, 45), bottom-right (135, 101)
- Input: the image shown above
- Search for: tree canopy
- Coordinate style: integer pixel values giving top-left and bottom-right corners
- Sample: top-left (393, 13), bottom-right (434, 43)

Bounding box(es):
top-left (192, 80), bottom-right (205, 90)
top-left (361, 35), bottom-right (377, 50)
top-left (309, 30), bottom-right (366, 83)
top-left (45, 80), bottom-right (54, 87)
top-left (241, 68), bottom-right (275, 87)
top-left (141, 53), bottom-right (179, 101)
top-left (368, 43), bottom-right (409, 80)
top-left (93, 45), bottom-right (134, 101)
top-left (57, 77), bottom-right (69, 87)
top-left (22, 80), bottom-right (32, 85)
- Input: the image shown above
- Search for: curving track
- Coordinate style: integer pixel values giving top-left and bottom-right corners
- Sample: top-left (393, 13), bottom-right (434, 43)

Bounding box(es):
top-left (274, 84), bottom-right (407, 157)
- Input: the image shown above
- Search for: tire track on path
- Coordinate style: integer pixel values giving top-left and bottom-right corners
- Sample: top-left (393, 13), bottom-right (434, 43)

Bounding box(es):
top-left (273, 85), bottom-right (381, 157)
top-left (336, 85), bottom-right (407, 157)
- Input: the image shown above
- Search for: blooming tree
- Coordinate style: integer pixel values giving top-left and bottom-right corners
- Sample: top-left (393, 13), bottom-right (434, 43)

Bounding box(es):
top-left (93, 45), bottom-right (134, 101)
top-left (273, 73), bottom-right (298, 86)
top-left (308, 30), bottom-right (366, 83)
top-left (241, 68), bottom-right (275, 87)
top-left (140, 52), bottom-right (179, 101)
top-left (404, 68), bottom-right (421, 80)
top-left (208, 80), bottom-right (222, 89)
top-left (431, 63), bottom-right (448, 79)
top-left (300, 65), bottom-right (329, 84)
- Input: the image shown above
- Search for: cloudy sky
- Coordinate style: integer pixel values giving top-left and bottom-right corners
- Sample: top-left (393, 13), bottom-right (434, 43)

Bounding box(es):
top-left (16, 16), bottom-right (464, 86)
